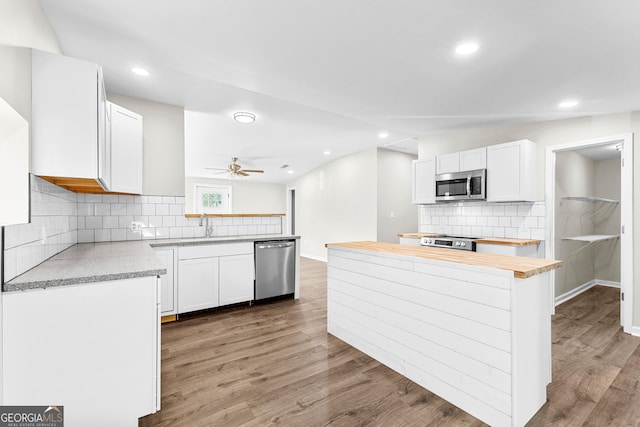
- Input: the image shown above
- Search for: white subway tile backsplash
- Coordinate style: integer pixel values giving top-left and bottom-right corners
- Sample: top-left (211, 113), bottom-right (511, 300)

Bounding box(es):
top-left (5, 177), bottom-right (287, 283)
top-left (78, 229), bottom-right (94, 243)
top-left (126, 203), bottom-right (142, 216)
top-left (419, 201), bottom-right (546, 242)
top-left (531, 228), bottom-right (546, 240)
top-left (155, 204), bottom-right (169, 216)
top-left (111, 229), bottom-right (126, 241)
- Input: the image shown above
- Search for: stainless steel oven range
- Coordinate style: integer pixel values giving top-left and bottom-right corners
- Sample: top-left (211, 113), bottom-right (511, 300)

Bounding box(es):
top-left (420, 235), bottom-right (476, 251)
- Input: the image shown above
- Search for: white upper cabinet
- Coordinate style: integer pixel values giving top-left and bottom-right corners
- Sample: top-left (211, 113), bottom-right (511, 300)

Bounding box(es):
top-left (31, 49), bottom-right (106, 183)
top-left (436, 148), bottom-right (487, 174)
top-left (109, 102), bottom-right (143, 194)
top-left (487, 139), bottom-right (537, 202)
top-left (0, 97), bottom-right (29, 226)
top-left (459, 147), bottom-right (487, 171)
top-left (435, 152), bottom-right (459, 175)
top-left (412, 158), bottom-right (436, 204)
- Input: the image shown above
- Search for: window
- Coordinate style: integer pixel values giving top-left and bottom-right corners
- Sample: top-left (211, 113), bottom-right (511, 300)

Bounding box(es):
top-left (194, 184), bottom-right (231, 214)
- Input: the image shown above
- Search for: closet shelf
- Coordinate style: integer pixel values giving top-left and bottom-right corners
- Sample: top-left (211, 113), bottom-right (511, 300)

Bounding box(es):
top-left (562, 196), bottom-right (619, 204)
top-left (562, 234), bottom-right (619, 243)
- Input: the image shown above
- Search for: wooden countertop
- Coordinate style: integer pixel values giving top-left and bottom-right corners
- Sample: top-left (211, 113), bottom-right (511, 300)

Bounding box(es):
top-left (474, 237), bottom-right (541, 246)
top-left (326, 241), bottom-right (561, 279)
top-left (397, 233), bottom-right (446, 238)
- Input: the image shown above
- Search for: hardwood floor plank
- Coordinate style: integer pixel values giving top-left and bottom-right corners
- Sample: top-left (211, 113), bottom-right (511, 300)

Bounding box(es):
top-left (140, 260), bottom-right (640, 427)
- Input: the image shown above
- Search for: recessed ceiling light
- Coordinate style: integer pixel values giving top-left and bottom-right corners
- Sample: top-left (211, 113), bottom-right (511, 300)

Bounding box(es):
top-left (558, 100), bottom-right (579, 108)
top-left (378, 132), bottom-right (389, 139)
top-left (323, 150), bottom-right (331, 155)
top-left (233, 112), bottom-right (256, 124)
top-left (132, 67), bottom-right (149, 76)
top-left (455, 42), bottom-right (479, 55)
top-left (287, 170), bottom-right (294, 174)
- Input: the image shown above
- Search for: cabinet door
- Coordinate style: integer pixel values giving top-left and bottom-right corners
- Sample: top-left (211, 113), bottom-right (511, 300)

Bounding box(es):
top-left (487, 140), bottom-right (536, 202)
top-left (412, 158), bottom-right (436, 204)
top-left (0, 97), bottom-right (29, 226)
top-left (219, 254), bottom-right (255, 305)
top-left (178, 257), bottom-right (219, 313)
top-left (460, 147), bottom-right (487, 171)
top-left (436, 152), bottom-right (460, 174)
top-left (109, 103), bottom-right (143, 194)
top-left (31, 50), bottom-right (100, 180)
top-left (154, 248), bottom-right (176, 314)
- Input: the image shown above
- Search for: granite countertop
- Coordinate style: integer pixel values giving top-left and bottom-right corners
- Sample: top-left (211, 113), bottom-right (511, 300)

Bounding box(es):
top-left (4, 234), bottom-right (300, 293)
top-left (150, 234), bottom-right (299, 248)
top-left (327, 241), bottom-right (562, 279)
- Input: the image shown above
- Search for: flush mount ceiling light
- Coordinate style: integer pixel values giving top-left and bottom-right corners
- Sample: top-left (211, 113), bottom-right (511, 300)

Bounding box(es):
top-left (455, 42), bottom-right (479, 55)
top-left (378, 132), bottom-right (389, 138)
top-left (558, 99), bottom-right (579, 108)
top-left (131, 67), bottom-right (149, 76)
top-left (233, 112), bottom-right (256, 124)
top-left (323, 150), bottom-right (331, 155)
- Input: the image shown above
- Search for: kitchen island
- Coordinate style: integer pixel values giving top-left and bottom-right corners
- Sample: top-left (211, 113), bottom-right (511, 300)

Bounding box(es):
top-left (326, 241), bottom-right (562, 427)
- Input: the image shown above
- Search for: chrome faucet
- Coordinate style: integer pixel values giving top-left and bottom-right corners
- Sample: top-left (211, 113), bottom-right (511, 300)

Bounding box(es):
top-left (199, 214), bottom-right (213, 237)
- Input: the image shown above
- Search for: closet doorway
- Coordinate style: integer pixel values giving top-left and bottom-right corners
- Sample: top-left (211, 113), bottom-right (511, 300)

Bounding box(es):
top-left (546, 134), bottom-right (633, 334)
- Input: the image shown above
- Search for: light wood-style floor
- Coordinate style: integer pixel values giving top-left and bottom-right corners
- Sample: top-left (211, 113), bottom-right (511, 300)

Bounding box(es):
top-left (140, 258), bottom-right (640, 426)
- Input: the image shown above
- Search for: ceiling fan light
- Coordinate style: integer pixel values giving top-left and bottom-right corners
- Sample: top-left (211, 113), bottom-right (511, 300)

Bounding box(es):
top-left (233, 112), bottom-right (256, 124)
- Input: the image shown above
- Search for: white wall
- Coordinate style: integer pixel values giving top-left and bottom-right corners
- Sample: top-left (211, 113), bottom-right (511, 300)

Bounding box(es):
top-left (184, 176), bottom-right (286, 214)
top-left (0, 46), bottom-right (32, 124)
top-left (289, 148), bottom-right (378, 260)
top-left (555, 151), bottom-right (596, 296)
top-left (594, 158), bottom-right (621, 283)
top-left (107, 93), bottom-right (185, 197)
top-left (419, 110), bottom-right (640, 330)
top-left (376, 149), bottom-right (418, 243)
top-left (0, 0), bottom-right (61, 54)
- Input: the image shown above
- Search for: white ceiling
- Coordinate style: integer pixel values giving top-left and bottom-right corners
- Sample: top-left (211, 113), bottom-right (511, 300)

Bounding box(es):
top-left (38, 0), bottom-right (640, 183)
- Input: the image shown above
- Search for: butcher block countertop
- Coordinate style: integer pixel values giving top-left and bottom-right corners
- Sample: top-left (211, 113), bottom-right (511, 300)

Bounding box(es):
top-left (327, 241), bottom-right (561, 279)
top-left (397, 233), bottom-right (446, 238)
top-left (474, 237), bottom-right (541, 246)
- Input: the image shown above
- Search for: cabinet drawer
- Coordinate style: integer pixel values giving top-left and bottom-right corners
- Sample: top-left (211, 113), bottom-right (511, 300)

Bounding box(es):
top-left (178, 242), bottom-right (253, 259)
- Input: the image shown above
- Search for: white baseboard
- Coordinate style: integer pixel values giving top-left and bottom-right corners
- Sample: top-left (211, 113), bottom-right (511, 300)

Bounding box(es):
top-left (555, 280), bottom-right (620, 306)
top-left (301, 253), bottom-right (327, 263)
top-left (631, 326), bottom-right (640, 338)
top-left (593, 279), bottom-right (621, 288)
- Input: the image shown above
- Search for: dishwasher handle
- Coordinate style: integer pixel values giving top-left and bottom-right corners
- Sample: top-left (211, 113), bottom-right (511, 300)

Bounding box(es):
top-left (255, 241), bottom-right (295, 250)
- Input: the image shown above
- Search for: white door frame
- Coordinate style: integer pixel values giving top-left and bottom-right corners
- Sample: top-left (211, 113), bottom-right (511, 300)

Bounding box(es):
top-left (286, 187), bottom-right (296, 235)
top-left (545, 133), bottom-right (633, 334)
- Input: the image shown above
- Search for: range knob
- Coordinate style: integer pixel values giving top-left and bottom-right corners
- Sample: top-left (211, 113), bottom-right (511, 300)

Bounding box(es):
top-left (460, 242), bottom-right (466, 247)
top-left (455, 241), bottom-right (461, 247)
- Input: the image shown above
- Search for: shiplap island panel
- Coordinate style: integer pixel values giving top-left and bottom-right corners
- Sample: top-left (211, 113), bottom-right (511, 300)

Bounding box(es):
top-left (326, 242), bottom-right (562, 427)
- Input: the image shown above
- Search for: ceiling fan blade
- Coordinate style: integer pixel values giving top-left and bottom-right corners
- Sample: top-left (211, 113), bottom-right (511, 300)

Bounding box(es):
top-left (242, 169), bottom-right (264, 173)
top-left (205, 167), bottom-right (228, 171)
top-left (237, 171), bottom-right (249, 176)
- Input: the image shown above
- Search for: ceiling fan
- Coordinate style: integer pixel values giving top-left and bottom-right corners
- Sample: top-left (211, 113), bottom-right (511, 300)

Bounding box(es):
top-left (206, 157), bottom-right (264, 177)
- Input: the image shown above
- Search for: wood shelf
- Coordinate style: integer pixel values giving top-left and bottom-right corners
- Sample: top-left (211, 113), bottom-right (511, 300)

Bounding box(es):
top-left (562, 234), bottom-right (619, 243)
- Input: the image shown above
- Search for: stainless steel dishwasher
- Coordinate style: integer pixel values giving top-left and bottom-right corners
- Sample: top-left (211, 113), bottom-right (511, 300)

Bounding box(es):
top-left (254, 240), bottom-right (295, 300)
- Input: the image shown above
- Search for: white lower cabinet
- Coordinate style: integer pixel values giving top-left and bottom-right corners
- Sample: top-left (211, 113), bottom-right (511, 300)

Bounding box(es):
top-left (178, 257), bottom-right (219, 313)
top-left (219, 253), bottom-right (255, 305)
top-left (177, 242), bottom-right (254, 314)
top-left (2, 276), bottom-right (160, 427)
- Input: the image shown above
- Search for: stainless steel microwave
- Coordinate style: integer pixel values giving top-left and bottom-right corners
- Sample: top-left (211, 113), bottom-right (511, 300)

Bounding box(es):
top-left (435, 169), bottom-right (486, 202)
